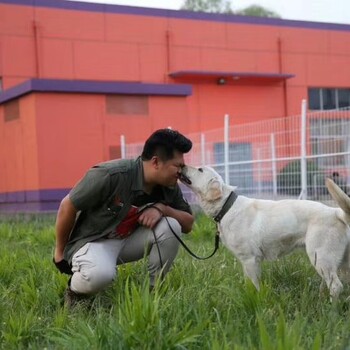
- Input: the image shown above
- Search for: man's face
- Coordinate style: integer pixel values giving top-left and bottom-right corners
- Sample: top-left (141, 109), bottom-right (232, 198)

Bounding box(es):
top-left (155, 151), bottom-right (185, 187)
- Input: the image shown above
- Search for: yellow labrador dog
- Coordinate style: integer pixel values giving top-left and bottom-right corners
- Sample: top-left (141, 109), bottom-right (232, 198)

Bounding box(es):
top-left (180, 165), bottom-right (350, 299)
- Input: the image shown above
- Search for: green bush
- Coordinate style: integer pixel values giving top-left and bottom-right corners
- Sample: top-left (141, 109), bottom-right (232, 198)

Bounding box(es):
top-left (277, 160), bottom-right (322, 195)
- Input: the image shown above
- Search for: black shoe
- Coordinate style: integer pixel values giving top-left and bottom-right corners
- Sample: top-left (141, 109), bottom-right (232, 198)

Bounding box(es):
top-left (63, 287), bottom-right (90, 309)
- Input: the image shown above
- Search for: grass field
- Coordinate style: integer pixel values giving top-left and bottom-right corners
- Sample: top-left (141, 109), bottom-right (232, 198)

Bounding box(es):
top-left (1, 214), bottom-right (350, 349)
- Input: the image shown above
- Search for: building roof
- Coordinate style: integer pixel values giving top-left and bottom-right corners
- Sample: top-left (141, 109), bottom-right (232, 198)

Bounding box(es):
top-left (1, 0), bottom-right (350, 32)
top-left (0, 79), bottom-right (192, 104)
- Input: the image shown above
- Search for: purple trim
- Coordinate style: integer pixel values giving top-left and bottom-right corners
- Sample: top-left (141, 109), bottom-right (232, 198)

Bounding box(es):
top-left (0, 0), bottom-right (34, 5)
top-left (0, 187), bottom-right (196, 213)
top-left (0, 188), bottom-right (69, 204)
top-left (5, 192), bottom-right (26, 203)
top-left (0, 188), bottom-right (70, 213)
top-left (0, 79), bottom-right (192, 104)
top-left (170, 70), bottom-right (295, 80)
top-left (0, 201), bottom-right (60, 212)
top-left (35, 0), bottom-right (104, 12)
top-left (0, 80), bottom-right (33, 104)
top-left (0, 0), bottom-right (349, 32)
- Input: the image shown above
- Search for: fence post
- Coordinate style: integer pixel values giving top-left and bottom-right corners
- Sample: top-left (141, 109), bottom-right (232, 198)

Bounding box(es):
top-left (120, 134), bottom-right (126, 159)
top-left (257, 148), bottom-right (262, 195)
top-left (270, 133), bottom-right (277, 198)
top-left (224, 114), bottom-right (230, 185)
top-left (200, 133), bottom-right (206, 166)
top-left (300, 99), bottom-right (308, 199)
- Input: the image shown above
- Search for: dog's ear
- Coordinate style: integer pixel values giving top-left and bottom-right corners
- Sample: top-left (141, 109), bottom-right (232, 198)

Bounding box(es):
top-left (205, 179), bottom-right (223, 201)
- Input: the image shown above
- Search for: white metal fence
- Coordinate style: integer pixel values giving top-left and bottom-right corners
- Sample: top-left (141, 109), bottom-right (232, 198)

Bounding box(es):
top-left (123, 100), bottom-right (350, 203)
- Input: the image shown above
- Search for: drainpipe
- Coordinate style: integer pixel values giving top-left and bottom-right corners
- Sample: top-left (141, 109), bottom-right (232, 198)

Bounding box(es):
top-left (33, 21), bottom-right (41, 78)
top-left (165, 30), bottom-right (172, 82)
top-left (278, 37), bottom-right (290, 157)
top-left (277, 37), bottom-right (288, 117)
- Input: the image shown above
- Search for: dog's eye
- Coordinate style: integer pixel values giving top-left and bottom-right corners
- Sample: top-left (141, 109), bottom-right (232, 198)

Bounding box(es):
top-left (198, 168), bottom-right (203, 172)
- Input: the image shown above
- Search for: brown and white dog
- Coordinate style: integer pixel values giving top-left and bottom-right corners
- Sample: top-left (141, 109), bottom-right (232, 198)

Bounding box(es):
top-left (180, 165), bottom-right (350, 299)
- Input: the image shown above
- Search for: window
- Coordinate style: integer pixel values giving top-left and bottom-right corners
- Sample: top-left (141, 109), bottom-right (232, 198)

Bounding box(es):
top-left (106, 95), bottom-right (149, 115)
top-left (308, 89), bottom-right (321, 110)
top-left (213, 142), bottom-right (253, 192)
top-left (338, 89), bottom-right (350, 108)
top-left (322, 89), bottom-right (336, 110)
top-left (308, 88), bottom-right (350, 110)
top-left (4, 99), bottom-right (20, 122)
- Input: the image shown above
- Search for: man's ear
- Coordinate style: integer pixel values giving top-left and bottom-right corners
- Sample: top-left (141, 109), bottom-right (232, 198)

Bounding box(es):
top-left (151, 156), bottom-right (160, 169)
top-left (205, 179), bottom-right (223, 201)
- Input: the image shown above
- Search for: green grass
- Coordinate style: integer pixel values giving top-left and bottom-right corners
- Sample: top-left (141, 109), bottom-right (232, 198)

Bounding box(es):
top-left (1, 214), bottom-right (350, 349)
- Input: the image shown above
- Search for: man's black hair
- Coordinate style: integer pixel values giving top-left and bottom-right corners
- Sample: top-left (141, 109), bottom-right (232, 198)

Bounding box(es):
top-left (141, 129), bottom-right (192, 161)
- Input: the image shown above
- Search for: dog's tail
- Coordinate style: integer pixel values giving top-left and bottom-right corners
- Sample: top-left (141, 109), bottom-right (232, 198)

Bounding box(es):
top-left (326, 178), bottom-right (350, 224)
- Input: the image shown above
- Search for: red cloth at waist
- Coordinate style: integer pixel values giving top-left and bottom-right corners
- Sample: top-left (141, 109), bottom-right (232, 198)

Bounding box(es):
top-left (115, 205), bottom-right (139, 238)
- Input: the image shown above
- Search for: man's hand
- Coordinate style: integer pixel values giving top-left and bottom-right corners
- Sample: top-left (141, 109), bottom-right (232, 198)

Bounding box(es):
top-left (138, 205), bottom-right (164, 229)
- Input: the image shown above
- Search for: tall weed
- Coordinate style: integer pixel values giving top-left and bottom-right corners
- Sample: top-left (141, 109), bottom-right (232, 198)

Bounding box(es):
top-left (1, 215), bottom-right (350, 349)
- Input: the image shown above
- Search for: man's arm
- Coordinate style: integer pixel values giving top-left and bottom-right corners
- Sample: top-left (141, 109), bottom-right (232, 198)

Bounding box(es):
top-left (54, 166), bottom-right (111, 263)
top-left (138, 203), bottom-right (194, 233)
top-left (54, 195), bottom-right (78, 262)
top-left (158, 203), bottom-right (194, 233)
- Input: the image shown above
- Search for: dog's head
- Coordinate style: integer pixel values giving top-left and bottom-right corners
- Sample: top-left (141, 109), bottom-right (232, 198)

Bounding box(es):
top-left (180, 165), bottom-right (226, 202)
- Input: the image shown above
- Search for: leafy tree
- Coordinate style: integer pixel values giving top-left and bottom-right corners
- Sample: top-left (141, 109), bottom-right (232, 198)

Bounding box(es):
top-left (181, 0), bottom-right (233, 13)
top-left (235, 5), bottom-right (280, 18)
top-left (181, 0), bottom-right (281, 18)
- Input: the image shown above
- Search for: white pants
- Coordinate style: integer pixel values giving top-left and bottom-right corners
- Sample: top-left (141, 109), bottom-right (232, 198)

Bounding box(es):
top-left (70, 217), bottom-right (182, 295)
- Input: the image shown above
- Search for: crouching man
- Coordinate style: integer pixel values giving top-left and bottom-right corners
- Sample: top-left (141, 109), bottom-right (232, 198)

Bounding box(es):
top-left (53, 129), bottom-right (194, 307)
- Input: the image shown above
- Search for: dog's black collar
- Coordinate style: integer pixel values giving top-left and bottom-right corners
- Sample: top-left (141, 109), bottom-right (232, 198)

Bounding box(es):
top-left (213, 191), bottom-right (237, 223)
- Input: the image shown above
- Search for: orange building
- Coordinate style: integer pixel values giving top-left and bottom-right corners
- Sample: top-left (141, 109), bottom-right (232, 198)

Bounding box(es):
top-left (0, 0), bottom-right (350, 211)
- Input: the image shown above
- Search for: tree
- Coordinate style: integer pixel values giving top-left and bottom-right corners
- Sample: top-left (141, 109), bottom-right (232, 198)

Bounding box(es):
top-left (181, 0), bottom-right (281, 18)
top-left (181, 0), bottom-right (233, 14)
top-left (235, 5), bottom-right (280, 18)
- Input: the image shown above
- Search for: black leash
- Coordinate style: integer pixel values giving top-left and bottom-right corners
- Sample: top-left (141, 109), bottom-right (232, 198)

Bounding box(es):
top-left (131, 201), bottom-right (233, 262)
top-left (149, 205), bottom-right (220, 260)
top-left (163, 215), bottom-right (220, 260)
top-left (163, 191), bottom-right (237, 260)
